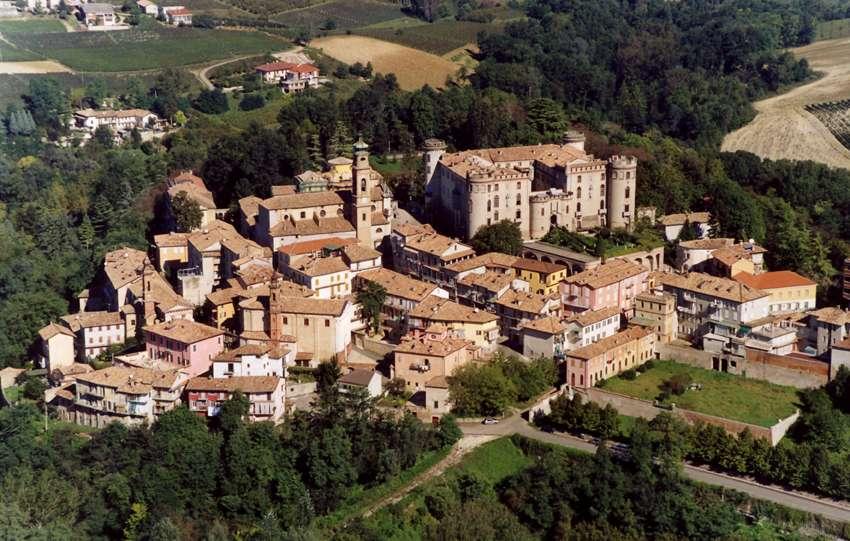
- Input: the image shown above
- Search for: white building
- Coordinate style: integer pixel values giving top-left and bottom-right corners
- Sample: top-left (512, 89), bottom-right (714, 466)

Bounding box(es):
top-left (211, 343), bottom-right (291, 379)
top-left (60, 311), bottom-right (128, 360)
top-left (338, 369), bottom-right (384, 398)
top-left (73, 108), bottom-right (157, 133)
top-left (659, 211), bottom-right (712, 241)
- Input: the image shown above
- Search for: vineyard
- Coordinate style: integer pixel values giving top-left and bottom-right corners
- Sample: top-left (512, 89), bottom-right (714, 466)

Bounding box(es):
top-left (271, 0), bottom-right (404, 30)
top-left (355, 19), bottom-right (497, 55)
top-left (806, 100), bottom-right (850, 150)
top-left (6, 26), bottom-right (289, 71)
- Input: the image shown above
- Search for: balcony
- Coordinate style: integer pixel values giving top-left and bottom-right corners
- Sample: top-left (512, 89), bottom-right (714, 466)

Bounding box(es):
top-left (410, 363), bottom-right (431, 373)
top-left (250, 401), bottom-right (277, 416)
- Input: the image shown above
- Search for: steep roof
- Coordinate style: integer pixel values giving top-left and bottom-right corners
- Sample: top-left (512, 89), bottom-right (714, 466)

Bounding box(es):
top-left (268, 216), bottom-right (355, 237)
top-left (409, 296), bottom-right (498, 324)
top-left (339, 369), bottom-right (379, 387)
top-left (445, 252), bottom-right (518, 273)
top-left (520, 315), bottom-right (567, 335)
top-left (103, 247), bottom-right (149, 289)
top-left (342, 243), bottom-right (382, 263)
top-left (38, 322), bottom-right (75, 341)
top-left (274, 297), bottom-right (349, 316)
top-left (154, 231), bottom-right (189, 248)
top-left (61, 311), bottom-right (123, 331)
top-left (289, 255), bottom-right (348, 277)
top-left (261, 191), bottom-right (343, 211)
top-left (495, 289), bottom-right (555, 314)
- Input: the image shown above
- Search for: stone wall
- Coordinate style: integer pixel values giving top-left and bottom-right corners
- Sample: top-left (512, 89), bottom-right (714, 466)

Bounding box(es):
top-left (352, 331), bottom-right (396, 358)
top-left (523, 385), bottom-right (570, 421)
top-left (579, 387), bottom-right (798, 446)
top-left (657, 343), bottom-right (827, 389)
top-left (286, 381), bottom-right (316, 397)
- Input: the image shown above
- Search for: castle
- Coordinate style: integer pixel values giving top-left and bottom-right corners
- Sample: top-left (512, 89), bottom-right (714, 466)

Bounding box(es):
top-left (423, 132), bottom-right (637, 240)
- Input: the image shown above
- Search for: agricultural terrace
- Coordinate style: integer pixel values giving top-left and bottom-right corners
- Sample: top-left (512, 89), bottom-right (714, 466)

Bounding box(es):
top-left (0, 72), bottom-right (171, 108)
top-left (602, 360), bottom-right (799, 427)
top-left (272, 0), bottom-right (404, 29)
top-left (5, 25), bottom-right (289, 72)
top-left (0, 19), bottom-right (67, 33)
top-left (311, 35), bottom-right (461, 90)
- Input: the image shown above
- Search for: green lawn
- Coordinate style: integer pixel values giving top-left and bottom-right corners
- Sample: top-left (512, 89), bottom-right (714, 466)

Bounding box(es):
top-left (0, 19), bottom-right (66, 34)
top-left (3, 385), bottom-right (21, 403)
top-left (603, 360), bottom-right (800, 427)
top-left (817, 18), bottom-right (850, 41)
top-left (452, 437), bottom-right (533, 485)
top-left (7, 25), bottom-right (290, 72)
top-left (203, 91), bottom-right (290, 129)
top-left (0, 43), bottom-right (40, 62)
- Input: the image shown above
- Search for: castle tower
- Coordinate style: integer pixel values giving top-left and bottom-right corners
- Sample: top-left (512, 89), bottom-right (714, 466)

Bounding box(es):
top-left (606, 155), bottom-right (637, 230)
top-left (352, 138), bottom-right (373, 246)
top-left (564, 130), bottom-right (586, 152)
top-left (422, 138), bottom-right (447, 188)
top-left (268, 275), bottom-right (283, 343)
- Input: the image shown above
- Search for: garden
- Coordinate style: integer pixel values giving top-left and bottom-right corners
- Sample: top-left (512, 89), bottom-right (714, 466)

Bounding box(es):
top-left (602, 360), bottom-right (800, 427)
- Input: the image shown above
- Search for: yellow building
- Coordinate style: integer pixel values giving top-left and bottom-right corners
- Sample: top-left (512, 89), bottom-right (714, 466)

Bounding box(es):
top-left (153, 232), bottom-right (189, 277)
top-left (408, 296), bottom-right (500, 351)
top-left (632, 291), bottom-right (677, 343)
top-left (512, 258), bottom-right (568, 296)
top-left (205, 287), bottom-right (242, 329)
top-left (734, 271), bottom-right (817, 314)
top-left (327, 156), bottom-right (353, 182)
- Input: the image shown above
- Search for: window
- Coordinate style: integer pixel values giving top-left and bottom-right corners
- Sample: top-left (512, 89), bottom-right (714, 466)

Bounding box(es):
top-left (488, 184), bottom-right (492, 193)
top-left (516, 182), bottom-right (521, 190)
top-left (626, 171), bottom-right (631, 179)
top-left (577, 175), bottom-right (582, 183)
top-left (494, 195), bottom-right (500, 208)
top-left (625, 186), bottom-right (631, 198)
top-left (516, 210), bottom-right (521, 219)
top-left (577, 202), bottom-right (581, 213)
top-left (576, 187), bottom-right (582, 199)
top-left (282, 316), bottom-right (288, 324)
top-left (300, 211), bottom-right (306, 219)
top-left (193, 344), bottom-right (197, 352)
top-left (487, 200), bottom-right (491, 212)
top-left (325, 319), bottom-right (330, 327)
top-left (625, 204), bottom-right (630, 212)
top-left (494, 212), bottom-right (499, 220)
top-left (304, 318), bottom-right (310, 326)
top-left (516, 194), bottom-right (521, 205)
top-left (361, 179), bottom-right (366, 191)
top-left (600, 200), bottom-right (605, 210)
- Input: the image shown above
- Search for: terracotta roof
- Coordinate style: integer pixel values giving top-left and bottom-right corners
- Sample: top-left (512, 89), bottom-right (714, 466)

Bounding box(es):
top-left (185, 375), bottom-right (280, 393)
top-left (289, 255), bottom-right (349, 277)
top-left (445, 252), bottom-right (518, 273)
top-left (392, 222), bottom-right (435, 238)
top-left (75, 107), bottom-right (149, 119)
top-left (339, 369), bottom-right (378, 387)
top-left (512, 257), bottom-right (567, 275)
top-left (409, 296), bottom-right (498, 324)
top-left (239, 196), bottom-right (262, 226)
top-left (520, 315), bottom-right (567, 335)
top-left (569, 306), bottom-right (620, 327)
top-left (144, 319), bottom-right (223, 344)
top-left (651, 271), bottom-right (769, 303)
top-left (277, 237), bottom-right (358, 256)
top-left (76, 365), bottom-right (184, 393)
top-left (833, 338), bottom-right (850, 350)
top-left (61, 311), bottom-right (123, 331)
top-left (235, 266), bottom-right (277, 288)
top-left (567, 327), bottom-right (655, 360)
top-left (457, 271), bottom-right (514, 293)
top-left (809, 307), bottom-right (850, 326)
top-left (342, 243), bottom-right (381, 263)
top-left (269, 216), bottom-right (355, 237)
top-left (712, 242), bottom-right (767, 267)
top-left (104, 247), bottom-right (149, 289)
top-left (240, 330), bottom-right (270, 341)
top-left (213, 343), bottom-right (287, 362)
top-left (733, 271), bottom-right (815, 290)
top-left (405, 232), bottom-right (474, 260)
top-left (396, 335), bottom-right (470, 356)
top-left (426, 375), bottom-right (449, 389)
top-left (328, 156), bottom-right (353, 165)
top-left (357, 268), bottom-right (436, 302)
top-left (188, 220), bottom-right (241, 252)
top-left (271, 184), bottom-right (297, 196)
top-left (39, 322), bottom-right (76, 341)
top-left (274, 297), bottom-right (349, 316)
top-left (679, 238), bottom-right (734, 250)
top-left (659, 212), bottom-right (711, 226)
top-left (128, 270), bottom-right (192, 313)
top-left (238, 297), bottom-right (264, 310)
top-left (168, 7), bottom-right (191, 15)
top-left (154, 232), bottom-right (189, 248)
top-left (495, 289), bottom-right (556, 314)
top-left (206, 287), bottom-right (244, 306)
top-left (565, 259), bottom-right (647, 289)
top-left (168, 182), bottom-right (215, 210)
top-left (261, 191), bottom-right (343, 211)
top-left (441, 144), bottom-right (590, 178)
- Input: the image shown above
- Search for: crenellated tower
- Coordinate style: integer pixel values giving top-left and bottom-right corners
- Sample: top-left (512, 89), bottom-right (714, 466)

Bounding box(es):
top-left (606, 155), bottom-right (637, 231)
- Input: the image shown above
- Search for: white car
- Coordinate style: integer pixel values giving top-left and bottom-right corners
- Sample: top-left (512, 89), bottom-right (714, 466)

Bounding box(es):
top-left (482, 417), bottom-right (499, 425)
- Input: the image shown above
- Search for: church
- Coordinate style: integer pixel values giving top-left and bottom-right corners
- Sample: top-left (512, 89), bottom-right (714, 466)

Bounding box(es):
top-left (244, 139), bottom-right (394, 251)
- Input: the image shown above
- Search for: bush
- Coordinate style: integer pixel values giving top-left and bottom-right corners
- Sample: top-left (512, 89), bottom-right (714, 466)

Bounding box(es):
top-left (660, 373), bottom-right (692, 398)
top-left (22, 377), bottom-right (47, 401)
top-left (637, 360), bottom-right (654, 373)
top-left (621, 368), bottom-right (637, 380)
top-left (239, 93), bottom-right (265, 111)
top-left (193, 88), bottom-right (229, 114)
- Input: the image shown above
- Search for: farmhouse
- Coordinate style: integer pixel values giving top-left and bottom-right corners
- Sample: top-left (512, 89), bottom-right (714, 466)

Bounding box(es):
top-left (73, 108), bottom-right (158, 133)
top-left (136, 0), bottom-right (158, 15)
top-left (164, 5), bottom-right (192, 25)
top-left (255, 61), bottom-right (320, 93)
top-left (80, 3), bottom-right (117, 27)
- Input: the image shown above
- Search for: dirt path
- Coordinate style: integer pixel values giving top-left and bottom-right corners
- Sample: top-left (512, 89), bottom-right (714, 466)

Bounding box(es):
top-left (0, 60), bottom-right (72, 74)
top-left (722, 38), bottom-right (850, 169)
top-left (361, 434), bottom-right (498, 517)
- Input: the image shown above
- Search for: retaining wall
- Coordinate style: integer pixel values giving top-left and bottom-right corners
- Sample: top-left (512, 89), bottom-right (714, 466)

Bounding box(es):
top-left (580, 387), bottom-right (798, 446)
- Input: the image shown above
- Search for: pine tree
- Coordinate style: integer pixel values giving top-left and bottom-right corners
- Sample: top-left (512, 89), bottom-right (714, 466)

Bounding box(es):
top-left (90, 195), bottom-right (114, 236)
top-left (331, 121), bottom-right (353, 158)
top-left (78, 215), bottom-right (95, 251)
top-left (6, 110), bottom-right (18, 136)
top-left (308, 133), bottom-right (324, 170)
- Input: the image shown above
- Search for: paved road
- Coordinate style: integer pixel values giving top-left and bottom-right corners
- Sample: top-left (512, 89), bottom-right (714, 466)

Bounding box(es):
top-left (460, 416), bottom-right (850, 523)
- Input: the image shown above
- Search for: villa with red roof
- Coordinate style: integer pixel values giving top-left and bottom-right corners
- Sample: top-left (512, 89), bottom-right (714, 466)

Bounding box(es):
top-left (255, 61), bottom-right (320, 93)
top-left (733, 270), bottom-right (817, 315)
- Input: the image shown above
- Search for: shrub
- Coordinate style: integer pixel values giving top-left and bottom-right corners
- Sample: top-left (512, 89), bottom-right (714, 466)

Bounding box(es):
top-left (239, 93), bottom-right (265, 111)
top-left (660, 373), bottom-right (692, 397)
top-left (621, 368), bottom-right (637, 381)
top-left (637, 360), bottom-right (655, 373)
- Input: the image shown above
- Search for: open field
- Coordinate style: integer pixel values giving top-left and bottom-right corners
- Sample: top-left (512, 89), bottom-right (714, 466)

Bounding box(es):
top-left (356, 18), bottom-right (499, 55)
top-left (5, 25), bottom-right (290, 72)
top-left (311, 34), bottom-right (461, 90)
top-left (603, 360), bottom-right (799, 427)
top-left (0, 19), bottom-right (67, 33)
top-left (722, 37), bottom-right (850, 170)
top-left (272, 0), bottom-right (403, 29)
top-left (0, 60), bottom-right (71, 74)
top-left (0, 44), bottom-right (41, 63)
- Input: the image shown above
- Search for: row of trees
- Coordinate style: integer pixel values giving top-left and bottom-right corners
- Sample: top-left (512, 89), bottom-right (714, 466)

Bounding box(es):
top-left (0, 364), bottom-right (461, 539)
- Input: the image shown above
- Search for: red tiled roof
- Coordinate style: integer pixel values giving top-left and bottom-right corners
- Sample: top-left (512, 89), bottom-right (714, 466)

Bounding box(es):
top-left (733, 271), bottom-right (815, 290)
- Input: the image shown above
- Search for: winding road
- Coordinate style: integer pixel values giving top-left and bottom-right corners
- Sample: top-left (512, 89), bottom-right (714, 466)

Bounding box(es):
top-left (459, 414), bottom-right (850, 523)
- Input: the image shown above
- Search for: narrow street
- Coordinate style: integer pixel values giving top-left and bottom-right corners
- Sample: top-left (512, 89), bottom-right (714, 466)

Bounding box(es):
top-left (458, 415), bottom-right (850, 523)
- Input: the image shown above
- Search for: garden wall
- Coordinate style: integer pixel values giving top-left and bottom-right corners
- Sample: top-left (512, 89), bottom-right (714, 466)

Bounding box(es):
top-left (579, 387), bottom-right (799, 446)
top-left (657, 343), bottom-right (827, 389)
top-left (352, 331), bottom-right (395, 358)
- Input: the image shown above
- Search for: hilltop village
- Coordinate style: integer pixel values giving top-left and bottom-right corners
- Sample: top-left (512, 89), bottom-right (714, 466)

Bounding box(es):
top-left (18, 131), bottom-right (837, 442)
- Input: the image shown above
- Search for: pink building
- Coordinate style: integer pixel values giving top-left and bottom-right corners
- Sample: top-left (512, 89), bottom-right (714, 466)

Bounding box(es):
top-left (144, 319), bottom-right (225, 377)
top-left (561, 259), bottom-right (648, 315)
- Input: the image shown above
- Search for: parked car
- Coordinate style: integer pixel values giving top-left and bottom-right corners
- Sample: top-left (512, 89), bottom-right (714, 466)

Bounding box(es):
top-left (482, 417), bottom-right (499, 425)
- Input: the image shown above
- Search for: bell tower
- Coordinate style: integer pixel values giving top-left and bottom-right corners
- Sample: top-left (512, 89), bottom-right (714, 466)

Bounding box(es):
top-left (268, 275), bottom-right (283, 343)
top-left (352, 138), bottom-right (373, 246)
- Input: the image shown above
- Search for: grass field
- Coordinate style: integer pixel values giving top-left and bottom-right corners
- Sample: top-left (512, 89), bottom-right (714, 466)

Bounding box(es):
top-left (206, 90), bottom-right (291, 128)
top-left (6, 25), bottom-right (290, 72)
top-left (356, 19), bottom-right (499, 55)
top-left (311, 34), bottom-right (460, 90)
top-left (272, 0), bottom-right (403, 29)
top-left (603, 360), bottom-right (799, 427)
top-left (0, 19), bottom-right (67, 33)
top-left (0, 43), bottom-right (41, 62)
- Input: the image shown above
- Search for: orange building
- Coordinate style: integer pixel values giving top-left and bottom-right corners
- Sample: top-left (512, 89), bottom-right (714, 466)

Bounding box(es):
top-left (564, 327), bottom-right (656, 388)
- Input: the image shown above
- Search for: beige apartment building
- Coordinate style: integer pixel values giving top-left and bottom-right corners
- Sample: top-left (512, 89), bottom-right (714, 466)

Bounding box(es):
top-left (394, 326), bottom-right (478, 391)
